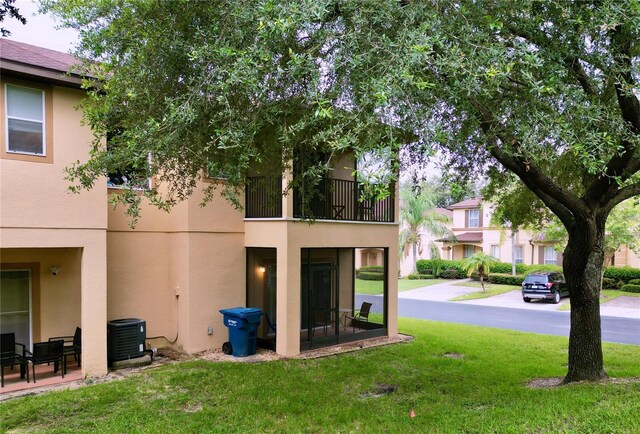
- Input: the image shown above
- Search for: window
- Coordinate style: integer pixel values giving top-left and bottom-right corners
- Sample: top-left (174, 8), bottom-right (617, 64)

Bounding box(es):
top-left (514, 245), bottom-right (523, 264)
top-left (468, 209), bottom-right (480, 228)
top-left (5, 84), bottom-right (45, 156)
top-left (544, 246), bottom-right (557, 265)
top-left (491, 245), bottom-right (500, 259)
top-left (464, 245), bottom-right (475, 258)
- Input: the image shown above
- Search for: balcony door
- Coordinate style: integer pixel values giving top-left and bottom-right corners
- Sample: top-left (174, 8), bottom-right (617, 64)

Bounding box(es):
top-left (0, 269), bottom-right (32, 349)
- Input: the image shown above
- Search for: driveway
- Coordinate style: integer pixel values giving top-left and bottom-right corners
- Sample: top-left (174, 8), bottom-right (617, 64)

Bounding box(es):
top-left (399, 279), bottom-right (640, 319)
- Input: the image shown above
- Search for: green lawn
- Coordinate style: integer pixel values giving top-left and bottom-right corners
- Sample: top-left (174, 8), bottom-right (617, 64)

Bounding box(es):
top-left (355, 278), bottom-right (447, 295)
top-left (2, 320), bottom-right (639, 433)
top-left (450, 281), bottom-right (520, 301)
top-left (558, 289), bottom-right (640, 311)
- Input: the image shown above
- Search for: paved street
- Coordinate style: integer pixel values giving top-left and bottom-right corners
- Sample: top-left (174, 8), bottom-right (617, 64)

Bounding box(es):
top-left (356, 279), bottom-right (640, 345)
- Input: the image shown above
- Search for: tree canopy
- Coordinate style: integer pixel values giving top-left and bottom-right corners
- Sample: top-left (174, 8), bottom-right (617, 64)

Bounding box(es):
top-left (47, 0), bottom-right (639, 382)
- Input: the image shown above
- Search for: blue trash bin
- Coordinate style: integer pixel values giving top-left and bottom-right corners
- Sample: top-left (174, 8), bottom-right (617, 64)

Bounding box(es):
top-left (219, 307), bottom-right (263, 357)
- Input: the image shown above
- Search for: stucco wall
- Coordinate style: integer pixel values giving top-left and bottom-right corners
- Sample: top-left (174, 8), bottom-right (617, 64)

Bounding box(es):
top-left (0, 82), bottom-right (107, 230)
top-left (106, 187), bottom-right (245, 354)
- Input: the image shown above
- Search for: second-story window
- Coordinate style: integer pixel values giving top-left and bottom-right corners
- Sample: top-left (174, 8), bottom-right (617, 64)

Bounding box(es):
top-left (5, 84), bottom-right (45, 156)
top-left (467, 209), bottom-right (480, 228)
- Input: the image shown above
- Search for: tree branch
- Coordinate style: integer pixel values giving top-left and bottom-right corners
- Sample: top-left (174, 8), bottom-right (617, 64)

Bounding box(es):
top-left (473, 103), bottom-right (584, 226)
top-left (564, 56), bottom-right (598, 98)
top-left (585, 23), bottom-right (640, 207)
top-left (601, 182), bottom-right (640, 216)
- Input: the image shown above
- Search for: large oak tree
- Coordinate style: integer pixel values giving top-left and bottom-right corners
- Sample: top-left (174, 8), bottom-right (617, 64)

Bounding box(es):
top-left (47, 0), bottom-right (639, 382)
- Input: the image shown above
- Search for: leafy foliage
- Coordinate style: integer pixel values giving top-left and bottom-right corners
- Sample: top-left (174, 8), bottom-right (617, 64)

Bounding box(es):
top-left (603, 266), bottom-right (640, 284)
top-left (46, 0), bottom-right (640, 381)
top-left (488, 273), bottom-right (525, 286)
top-left (620, 284), bottom-right (640, 293)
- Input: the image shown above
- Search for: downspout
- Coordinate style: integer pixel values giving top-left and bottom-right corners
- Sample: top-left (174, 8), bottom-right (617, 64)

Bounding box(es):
top-left (528, 238), bottom-right (535, 265)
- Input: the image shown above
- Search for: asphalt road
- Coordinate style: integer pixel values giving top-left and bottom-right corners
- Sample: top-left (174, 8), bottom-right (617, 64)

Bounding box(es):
top-left (356, 294), bottom-right (640, 345)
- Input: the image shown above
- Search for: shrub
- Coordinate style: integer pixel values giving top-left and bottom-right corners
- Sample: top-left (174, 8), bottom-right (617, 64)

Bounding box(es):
top-left (603, 266), bottom-right (640, 283)
top-left (416, 259), bottom-right (432, 274)
top-left (488, 273), bottom-right (525, 286)
top-left (523, 264), bottom-right (563, 274)
top-left (356, 266), bottom-right (384, 279)
top-left (439, 269), bottom-right (464, 279)
top-left (418, 259), bottom-right (465, 275)
top-left (629, 279), bottom-right (640, 285)
top-left (407, 273), bottom-right (436, 280)
top-left (358, 271), bottom-right (384, 281)
top-left (490, 262), bottom-right (528, 274)
top-left (602, 277), bottom-right (618, 289)
top-left (620, 284), bottom-right (640, 293)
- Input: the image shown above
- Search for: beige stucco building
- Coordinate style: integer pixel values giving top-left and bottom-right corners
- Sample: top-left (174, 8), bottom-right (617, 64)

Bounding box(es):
top-left (1, 40), bottom-right (399, 378)
top-left (398, 197), bottom-right (639, 276)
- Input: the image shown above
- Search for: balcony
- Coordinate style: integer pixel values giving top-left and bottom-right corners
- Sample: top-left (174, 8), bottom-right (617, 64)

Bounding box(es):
top-left (245, 176), bottom-right (394, 223)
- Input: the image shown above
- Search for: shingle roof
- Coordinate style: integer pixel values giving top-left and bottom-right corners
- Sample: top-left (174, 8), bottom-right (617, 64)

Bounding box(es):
top-left (435, 207), bottom-right (453, 218)
top-left (1, 38), bottom-right (79, 73)
top-left (436, 231), bottom-right (483, 243)
top-left (448, 197), bottom-right (482, 209)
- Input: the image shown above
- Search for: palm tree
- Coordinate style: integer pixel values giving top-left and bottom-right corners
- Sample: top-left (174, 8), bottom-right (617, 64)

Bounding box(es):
top-left (462, 252), bottom-right (500, 292)
top-left (399, 185), bottom-right (453, 274)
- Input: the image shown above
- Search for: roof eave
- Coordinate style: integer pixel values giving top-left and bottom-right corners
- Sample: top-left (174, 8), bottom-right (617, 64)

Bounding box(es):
top-left (1, 60), bottom-right (84, 88)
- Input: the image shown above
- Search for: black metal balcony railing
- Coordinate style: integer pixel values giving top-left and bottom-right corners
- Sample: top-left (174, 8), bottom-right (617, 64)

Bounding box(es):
top-left (245, 176), bottom-right (394, 223)
top-left (245, 176), bottom-right (283, 218)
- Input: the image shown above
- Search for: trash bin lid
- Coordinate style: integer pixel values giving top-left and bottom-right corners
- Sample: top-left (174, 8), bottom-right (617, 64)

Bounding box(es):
top-left (219, 307), bottom-right (263, 318)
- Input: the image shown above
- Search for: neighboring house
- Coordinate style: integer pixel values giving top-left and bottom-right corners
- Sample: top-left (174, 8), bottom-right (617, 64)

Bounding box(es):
top-left (392, 207), bottom-right (452, 277)
top-left (397, 197), bottom-right (639, 275)
top-left (0, 40), bottom-right (400, 378)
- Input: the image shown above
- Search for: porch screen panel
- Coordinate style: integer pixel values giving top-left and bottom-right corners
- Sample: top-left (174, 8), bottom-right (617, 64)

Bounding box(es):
top-left (0, 270), bottom-right (31, 348)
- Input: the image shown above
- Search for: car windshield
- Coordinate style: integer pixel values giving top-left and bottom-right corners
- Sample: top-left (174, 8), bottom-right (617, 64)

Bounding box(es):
top-left (524, 275), bottom-right (548, 284)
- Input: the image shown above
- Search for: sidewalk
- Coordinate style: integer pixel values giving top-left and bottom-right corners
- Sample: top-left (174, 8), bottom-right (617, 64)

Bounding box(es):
top-left (399, 279), bottom-right (640, 319)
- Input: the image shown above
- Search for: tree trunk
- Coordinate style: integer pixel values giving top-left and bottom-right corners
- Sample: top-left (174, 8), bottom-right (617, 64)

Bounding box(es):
top-left (562, 217), bottom-right (608, 383)
top-left (412, 241), bottom-right (418, 274)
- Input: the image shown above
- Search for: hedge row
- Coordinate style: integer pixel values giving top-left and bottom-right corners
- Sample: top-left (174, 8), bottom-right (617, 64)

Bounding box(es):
top-left (487, 273), bottom-right (525, 286)
top-left (359, 266), bottom-right (385, 273)
top-left (603, 267), bottom-right (640, 283)
top-left (416, 259), bottom-right (566, 276)
top-left (356, 266), bottom-right (384, 280)
top-left (358, 271), bottom-right (384, 281)
top-left (620, 284), bottom-right (640, 293)
top-left (416, 259), bottom-right (465, 275)
top-left (418, 259), bottom-right (640, 279)
top-left (407, 273), bottom-right (436, 280)
top-left (629, 279), bottom-right (640, 285)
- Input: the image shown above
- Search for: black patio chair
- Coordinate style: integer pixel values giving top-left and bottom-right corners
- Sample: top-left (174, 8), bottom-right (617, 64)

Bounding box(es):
top-left (50, 327), bottom-right (81, 373)
top-left (346, 302), bottom-right (372, 332)
top-left (311, 310), bottom-right (330, 337)
top-left (1, 333), bottom-right (29, 387)
top-left (28, 340), bottom-right (64, 383)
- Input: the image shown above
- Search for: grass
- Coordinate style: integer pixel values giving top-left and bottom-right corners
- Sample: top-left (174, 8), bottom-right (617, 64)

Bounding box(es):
top-left (558, 289), bottom-right (640, 311)
top-left (450, 281), bottom-right (520, 301)
top-left (2, 319), bottom-right (639, 433)
top-left (355, 278), bottom-right (447, 295)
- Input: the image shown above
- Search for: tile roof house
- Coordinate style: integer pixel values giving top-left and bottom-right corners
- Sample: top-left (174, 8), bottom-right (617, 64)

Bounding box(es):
top-left (0, 39), bottom-right (401, 387)
top-left (399, 196), bottom-right (639, 276)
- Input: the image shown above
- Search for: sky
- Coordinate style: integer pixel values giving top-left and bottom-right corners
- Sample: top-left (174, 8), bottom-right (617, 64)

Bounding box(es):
top-left (2, 0), bottom-right (79, 52)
